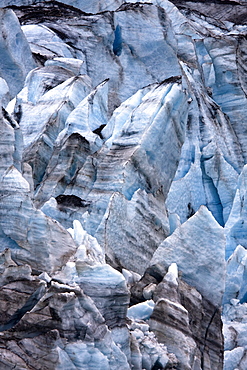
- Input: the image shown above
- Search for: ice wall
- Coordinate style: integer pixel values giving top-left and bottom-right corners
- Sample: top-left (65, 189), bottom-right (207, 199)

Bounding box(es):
top-left (0, 0), bottom-right (247, 368)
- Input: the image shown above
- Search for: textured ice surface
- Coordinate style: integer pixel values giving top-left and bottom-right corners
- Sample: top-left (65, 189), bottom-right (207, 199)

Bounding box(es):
top-left (95, 189), bottom-right (170, 275)
top-left (0, 78), bottom-right (10, 107)
top-left (22, 25), bottom-right (75, 62)
top-left (127, 300), bottom-right (155, 321)
top-left (0, 9), bottom-right (35, 97)
top-left (224, 245), bottom-right (247, 305)
top-left (225, 165), bottom-right (247, 259)
top-left (1, 0), bottom-right (247, 368)
top-left (15, 2), bottom-right (182, 115)
top-left (151, 206), bottom-right (226, 307)
top-left (34, 79), bottom-right (107, 206)
top-left (0, 165), bottom-right (77, 273)
top-left (223, 302), bottom-right (247, 369)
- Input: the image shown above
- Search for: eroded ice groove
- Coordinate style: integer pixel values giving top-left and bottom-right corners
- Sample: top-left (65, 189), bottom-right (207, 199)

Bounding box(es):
top-left (166, 60), bottom-right (243, 227)
top-left (175, 8), bottom-right (247, 163)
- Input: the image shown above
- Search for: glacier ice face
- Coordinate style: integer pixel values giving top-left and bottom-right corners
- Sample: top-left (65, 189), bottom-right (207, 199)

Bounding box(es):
top-left (13, 72), bottom-right (91, 148)
top-left (150, 298), bottom-right (198, 370)
top-left (147, 262), bottom-right (224, 369)
top-left (22, 24), bottom-right (75, 63)
top-left (151, 205), bottom-right (226, 307)
top-left (224, 245), bottom-right (247, 305)
top-left (34, 79), bottom-right (108, 206)
top-left (225, 165), bottom-right (247, 259)
top-left (0, 166), bottom-right (77, 273)
top-left (0, 0), bottom-right (124, 12)
top-left (7, 66), bottom-right (92, 190)
top-left (223, 301), bottom-right (247, 370)
top-left (0, 111), bottom-right (17, 177)
top-left (1, 0), bottom-right (247, 368)
top-left (44, 78), bottom-right (188, 253)
top-left (127, 300), bottom-right (155, 321)
top-left (95, 190), bottom-right (170, 275)
top-left (54, 221), bottom-right (130, 347)
top-left (0, 9), bottom-right (36, 97)
top-left (0, 78), bottom-right (10, 108)
top-left (0, 270), bottom-right (130, 369)
top-left (166, 63), bottom-right (243, 227)
top-left (224, 347), bottom-right (246, 370)
top-left (129, 320), bottom-right (177, 370)
top-left (14, 2), bottom-right (182, 115)
top-left (59, 80), bottom-right (189, 273)
top-left (165, 142), bottom-right (206, 225)
top-left (202, 35), bottom-right (247, 162)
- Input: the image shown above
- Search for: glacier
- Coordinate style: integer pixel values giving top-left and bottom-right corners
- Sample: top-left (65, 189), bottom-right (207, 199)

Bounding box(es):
top-left (0, 0), bottom-right (247, 369)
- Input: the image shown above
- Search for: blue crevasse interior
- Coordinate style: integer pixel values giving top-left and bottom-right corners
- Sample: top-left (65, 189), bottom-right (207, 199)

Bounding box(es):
top-left (113, 25), bottom-right (122, 56)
